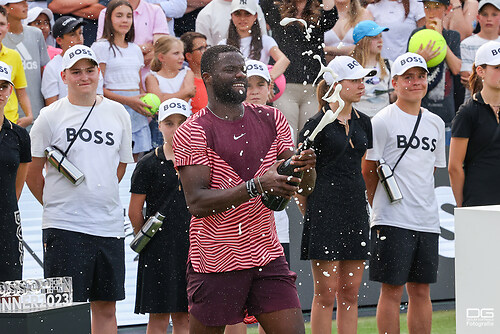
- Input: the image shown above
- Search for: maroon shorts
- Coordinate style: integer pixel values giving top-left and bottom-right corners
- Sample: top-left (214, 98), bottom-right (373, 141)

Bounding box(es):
top-left (186, 256), bottom-right (301, 326)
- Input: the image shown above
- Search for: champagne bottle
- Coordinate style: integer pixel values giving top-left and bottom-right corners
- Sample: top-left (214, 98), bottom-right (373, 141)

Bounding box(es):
top-left (261, 109), bottom-right (338, 211)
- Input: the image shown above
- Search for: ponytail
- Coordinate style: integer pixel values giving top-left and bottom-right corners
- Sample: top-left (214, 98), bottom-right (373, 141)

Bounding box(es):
top-left (469, 63), bottom-right (485, 95)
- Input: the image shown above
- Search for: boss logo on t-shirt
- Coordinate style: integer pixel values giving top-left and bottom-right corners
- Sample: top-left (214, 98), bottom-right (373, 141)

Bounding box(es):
top-left (246, 63), bottom-right (265, 72)
top-left (66, 128), bottom-right (114, 146)
top-left (397, 135), bottom-right (437, 152)
top-left (346, 60), bottom-right (360, 69)
top-left (68, 48), bottom-right (94, 60)
top-left (400, 56), bottom-right (424, 66)
top-left (163, 102), bottom-right (187, 111)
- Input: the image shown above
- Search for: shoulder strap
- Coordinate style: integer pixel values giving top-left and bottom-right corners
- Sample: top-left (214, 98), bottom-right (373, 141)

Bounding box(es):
top-left (392, 109), bottom-right (422, 172)
top-left (57, 99), bottom-right (96, 172)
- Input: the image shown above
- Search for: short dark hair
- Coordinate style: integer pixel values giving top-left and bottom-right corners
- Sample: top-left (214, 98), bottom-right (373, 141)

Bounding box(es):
top-left (0, 6), bottom-right (7, 19)
top-left (200, 45), bottom-right (241, 75)
top-left (180, 31), bottom-right (206, 55)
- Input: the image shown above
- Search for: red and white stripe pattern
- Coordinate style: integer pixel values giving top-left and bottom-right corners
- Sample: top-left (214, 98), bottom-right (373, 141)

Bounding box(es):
top-left (173, 104), bottom-right (294, 273)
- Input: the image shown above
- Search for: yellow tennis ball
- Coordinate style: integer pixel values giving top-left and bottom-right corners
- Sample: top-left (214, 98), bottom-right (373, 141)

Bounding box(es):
top-left (408, 29), bottom-right (447, 68)
top-left (140, 93), bottom-right (161, 115)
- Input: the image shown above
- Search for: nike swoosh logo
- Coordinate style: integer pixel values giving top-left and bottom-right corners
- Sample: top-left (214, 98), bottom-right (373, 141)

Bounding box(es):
top-left (234, 133), bottom-right (246, 140)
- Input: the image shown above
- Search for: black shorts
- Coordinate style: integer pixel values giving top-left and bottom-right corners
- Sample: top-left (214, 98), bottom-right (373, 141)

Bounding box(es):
top-left (369, 225), bottom-right (439, 286)
top-left (0, 211), bottom-right (23, 281)
top-left (43, 228), bottom-right (125, 302)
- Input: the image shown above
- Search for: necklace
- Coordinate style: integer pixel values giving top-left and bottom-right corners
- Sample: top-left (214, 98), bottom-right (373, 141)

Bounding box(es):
top-left (206, 106), bottom-right (244, 120)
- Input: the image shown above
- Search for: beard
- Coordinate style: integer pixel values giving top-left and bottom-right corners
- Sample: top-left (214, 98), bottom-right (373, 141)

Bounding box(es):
top-left (213, 81), bottom-right (247, 104)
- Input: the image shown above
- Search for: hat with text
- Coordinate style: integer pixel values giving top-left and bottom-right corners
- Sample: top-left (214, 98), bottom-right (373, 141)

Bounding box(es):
top-left (245, 59), bottom-right (271, 82)
top-left (479, 0), bottom-right (500, 11)
top-left (231, 0), bottom-right (258, 15)
top-left (418, 0), bottom-right (450, 6)
top-left (475, 40), bottom-right (500, 66)
top-left (52, 16), bottom-right (86, 38)
top-left (159, 98), bottom-right (191, 122)
top-left (26, 7), bottom-right (54, 26)
top-left (353, 20), bottom-right (389, 44)
top-left (391, 52), bottom-right (429, 78)
top-left (62, 45), bottom-right (98, 70)
top-left (323, 56), bottom-right (377, 85)
top-left (0, 61), bottom-right (14, 86)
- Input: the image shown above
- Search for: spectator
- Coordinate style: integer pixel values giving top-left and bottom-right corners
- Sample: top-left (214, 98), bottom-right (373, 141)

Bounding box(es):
top-left (362, 52), bottom-right (445, 334)
top-left (195, 0), bottom-right (267, 47)
top-left (460, 0), bottom-right (500, 101)
top-left (27, 44), bottom-right (134, 334)
top-left (47, 0), bottom-right (108, 46)
top-left (0, 6), bottom-right (32, 128)
top-left (367, 0), bottom-right (426, 61)
top-left (260, 0), bottom-right (337, 143)
top-left (97, 0), bottom-right (169, 85)
top-left (324, 0), bottom-right (373, 62)
top-left (3, 0), bottom-right (50, 125)
top-left (92, 0), bottom-right (151, 161)
top-left (410, 0), bottom-right (461, 129)
top-left (180, 31), bottom-right (208, 113)
top-left (299, 56), bottom-right (375, 334)
top-left (0, 60), bottom-right (31, 281)
top-left (449, 41), bottom-right (500, 207)
top-left (41, 16), bottom-right (104, 105)
top-left (145, 36), bottom-right (195, 147)
top-left (129, 99), bottom-right (191, 334)
top-left (26, 7), bottom-right (62, 59)
top-left (219, 0), bottom-right (289, 84)
top-left (351, 20), bottom-right (394, 116)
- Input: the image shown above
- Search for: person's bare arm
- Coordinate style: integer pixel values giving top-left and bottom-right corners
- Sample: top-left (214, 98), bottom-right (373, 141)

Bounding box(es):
top-left (45, 96), bottom-right (58, 106)
top-left (323, 0), bottom-right (335, 11)
top-left (295, 194), bottom-right (307, 216)
top-left (460, 70), bottom-right (471, 86)
top-left (15, 163), bottom-right (29, 201)
top-left (48, 0), bottom-right (99, 14)
top-left (269, 47), bottom-right (290, 81)
top-left (129, 193), bottom-right (146, 234)
top-left (16, 88), bottom-right (33, 128)
top-left (445, 46), bottom-right (462, 75)
top-left (448, 137), bottom-right (468, 207)
top-left (26, 157), bottom-right (46, 205)
top-left (117, 162), bottom-right (127, 182)
top-left (146, 73), bottom-right (195, 102)
top-left (362, 158), bottom-right (379, 207)
top-left (72, 3), bottom-right (106, 20)
top-left (447, 0), bottom-right (478, 40)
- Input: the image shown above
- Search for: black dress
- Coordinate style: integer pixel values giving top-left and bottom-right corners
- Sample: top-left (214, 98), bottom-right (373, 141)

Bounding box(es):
top-left (300, 109), bottom-right (372, 261)
top-left (131, 146), bottom-right (191, 314)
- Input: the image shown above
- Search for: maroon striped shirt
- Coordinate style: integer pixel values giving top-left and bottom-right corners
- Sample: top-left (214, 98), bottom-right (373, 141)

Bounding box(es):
top-left (173, 103), bottom-right (294, 273)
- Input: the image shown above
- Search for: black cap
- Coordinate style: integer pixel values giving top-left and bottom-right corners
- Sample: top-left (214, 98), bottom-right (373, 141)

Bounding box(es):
top-left (52, 16), bottom-right (86, 38)
top-left (419, 0), bottom-right (450, 5)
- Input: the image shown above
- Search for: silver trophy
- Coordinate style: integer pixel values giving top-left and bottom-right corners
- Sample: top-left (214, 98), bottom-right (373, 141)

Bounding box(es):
top-left (45, 146), bottom-right (85, 185)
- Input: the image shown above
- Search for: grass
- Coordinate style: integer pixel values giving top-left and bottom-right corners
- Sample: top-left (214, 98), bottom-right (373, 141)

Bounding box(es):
top-left (247, 310), bottom-right (456, 334)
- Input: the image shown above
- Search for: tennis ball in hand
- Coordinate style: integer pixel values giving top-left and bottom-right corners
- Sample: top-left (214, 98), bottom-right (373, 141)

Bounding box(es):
top-left (141, 93), bottom-right (161, 115)
top-left (408, 29), bottom-right (447, 68)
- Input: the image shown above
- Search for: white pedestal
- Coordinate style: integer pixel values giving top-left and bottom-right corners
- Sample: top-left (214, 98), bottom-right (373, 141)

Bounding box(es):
top-left (455, 205), bottom-right (500, 333)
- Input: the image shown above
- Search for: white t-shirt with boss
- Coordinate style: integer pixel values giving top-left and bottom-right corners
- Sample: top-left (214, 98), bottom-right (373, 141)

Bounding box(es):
top-left (30, 97), bottom-right (134, 237)
top-left (366, 104), bottom-right (446, 233)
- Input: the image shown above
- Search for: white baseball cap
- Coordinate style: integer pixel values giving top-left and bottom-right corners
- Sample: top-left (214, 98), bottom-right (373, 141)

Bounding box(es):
top-left (245, 59), bottom-right (271, 82)
top-left (231, 0), bottom-right (258, 15)
top-left (475, 40), bottom-right (500, 66)
top-left (159, 98), bottom-right (191, 122)
top-left (479, 0), bottom-right (500, 11)
top-left (323, 56), bottom-right (377, 85)
top-left (391, 52), bottom-right (429, 78)
top-left (0, 0), bottom-right (24, 5)
top-left (26, 7), bottom-right (54, 26)
top-left (0, 61), bottom-right (14, 86)
top-left (62, 45), bottom-right (98, 70)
